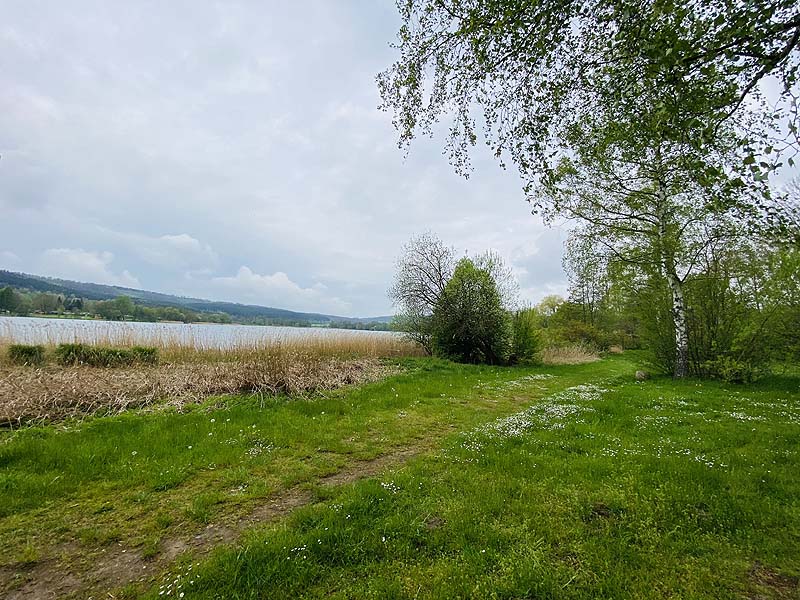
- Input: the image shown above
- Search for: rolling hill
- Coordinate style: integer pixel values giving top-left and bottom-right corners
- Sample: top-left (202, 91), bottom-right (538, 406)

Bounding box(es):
top-left (0, 270), bottom-right (392, 325)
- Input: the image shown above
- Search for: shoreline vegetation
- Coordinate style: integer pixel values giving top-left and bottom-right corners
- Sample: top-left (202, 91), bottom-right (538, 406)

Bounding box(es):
top-left (0, 336), bottom-right (600, 428)
top-left (4, 312), bottom-right (378, 329)
top-left (0, 311), bottom-right (394, 331)
top-left (0, 329), bottom-right (423, 427)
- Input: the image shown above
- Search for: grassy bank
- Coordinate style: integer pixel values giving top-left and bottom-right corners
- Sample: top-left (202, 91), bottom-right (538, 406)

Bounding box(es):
top-left (0, 357), bottom-right (628, 596)
top-left (154, 363), bottom-right (800, 599)
top-left (1, 355), bottom-right (798, 598)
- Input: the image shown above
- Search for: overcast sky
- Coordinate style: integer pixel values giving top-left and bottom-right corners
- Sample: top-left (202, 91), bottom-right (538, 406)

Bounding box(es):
top-left (0, 1), bottom-right (579, 316)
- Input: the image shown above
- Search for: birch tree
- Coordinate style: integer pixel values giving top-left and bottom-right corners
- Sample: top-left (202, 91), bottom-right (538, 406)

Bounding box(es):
top-left (546, 124), bottom-right (747, 376)
top-left (378, 0), bottom-right (799, 377)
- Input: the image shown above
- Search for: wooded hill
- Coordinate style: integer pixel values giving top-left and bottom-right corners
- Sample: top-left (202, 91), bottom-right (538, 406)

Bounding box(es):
top-left (0, 270), bottom-right (392, 327)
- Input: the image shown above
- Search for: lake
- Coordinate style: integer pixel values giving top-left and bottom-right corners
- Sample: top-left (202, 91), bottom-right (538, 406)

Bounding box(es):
top-left (0, 316), bottom-right (398, 349)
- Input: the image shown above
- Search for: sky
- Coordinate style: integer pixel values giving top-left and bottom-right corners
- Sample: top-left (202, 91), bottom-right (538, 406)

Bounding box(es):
top-left (1, 1), bottom-right (577, 316)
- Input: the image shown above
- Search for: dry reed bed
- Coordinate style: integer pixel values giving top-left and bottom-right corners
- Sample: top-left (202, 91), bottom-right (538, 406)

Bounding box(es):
top-left (0, 358), bottom-right (397, 426)
top-left (0, 319), bottom-right (415, 361)
top-left (540, 343), bottom-right (601, 366)
top-left (0, 334), bottom-right (421, 426)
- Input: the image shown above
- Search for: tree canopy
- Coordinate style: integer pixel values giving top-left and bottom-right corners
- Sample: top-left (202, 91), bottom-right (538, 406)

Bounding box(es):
top-left (379, 0), bottom-right (800, 377)
top-left (432, 258), bottom-right (511, 364)
top-left (389, 232), bottom-right (519, 352)
top-left (378, 0), bottom-right (799, 188)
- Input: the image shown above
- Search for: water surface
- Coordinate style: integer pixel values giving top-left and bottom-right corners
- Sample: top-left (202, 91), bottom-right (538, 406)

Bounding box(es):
top-left (0, 316), bottom-right (396, 349)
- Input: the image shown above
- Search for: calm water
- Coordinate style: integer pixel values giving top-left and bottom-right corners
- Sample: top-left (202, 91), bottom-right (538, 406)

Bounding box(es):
top-left (0, 316), bottom-right (397, 349)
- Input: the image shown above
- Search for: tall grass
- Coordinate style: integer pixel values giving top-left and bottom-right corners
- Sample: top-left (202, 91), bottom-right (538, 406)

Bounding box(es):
top-left (0, 318), bottom-right (416, 363)
top-left (540, 342), bottom-right (600, 365)
top-left (0, 320), bottom-right (422, 425)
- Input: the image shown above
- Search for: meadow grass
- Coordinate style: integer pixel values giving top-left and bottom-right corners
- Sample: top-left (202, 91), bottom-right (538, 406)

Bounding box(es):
top-left (150, 362), bottom-right (799, 599)
top-left (0, 357), bottom-right (630, 596)
top-left (1, 355), bottom-right (799, 598)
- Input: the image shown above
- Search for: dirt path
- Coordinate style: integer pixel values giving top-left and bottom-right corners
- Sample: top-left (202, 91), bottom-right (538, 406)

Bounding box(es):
top-left (2, 444), bottom-right (431, 599)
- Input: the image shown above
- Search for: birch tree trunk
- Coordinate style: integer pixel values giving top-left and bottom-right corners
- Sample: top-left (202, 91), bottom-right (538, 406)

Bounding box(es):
top-left (667, 272), bottom-right (689, 378)
top-left (656, 176), bottom-right (690, 378)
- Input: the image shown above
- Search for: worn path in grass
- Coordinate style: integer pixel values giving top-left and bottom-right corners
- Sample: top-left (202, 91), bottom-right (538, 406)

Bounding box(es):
top-left (0, 357), bottom-right (634, 598)
top-left (148, 362), bottom-right (800, 599)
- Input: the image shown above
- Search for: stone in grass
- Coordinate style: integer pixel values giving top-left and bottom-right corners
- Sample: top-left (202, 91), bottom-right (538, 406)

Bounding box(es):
top-left (635, 370), bottom-right (650, 381)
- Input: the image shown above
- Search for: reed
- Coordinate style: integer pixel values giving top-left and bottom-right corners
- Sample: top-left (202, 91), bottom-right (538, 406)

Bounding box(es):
top-left (540, 342), bottom-right (601, 365)
top-left (0, 358), bottom-right (399, 426)
top-left (0, 322), bottom-right (422, 425)
top-left (0, 319), bottom-right (420, 366)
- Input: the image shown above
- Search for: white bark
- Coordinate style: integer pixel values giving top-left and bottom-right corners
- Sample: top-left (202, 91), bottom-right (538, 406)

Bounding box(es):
top-left (668, 272), bottom-right (689, 378)
top-left (656, 176), bottom-right (690, 378)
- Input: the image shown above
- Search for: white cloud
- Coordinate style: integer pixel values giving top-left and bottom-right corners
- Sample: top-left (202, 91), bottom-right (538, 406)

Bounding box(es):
top-left (0, 250), bottom-right (20, 268)
top-left (208, 266), bottom-right (350, 315)
top-left (102, 230), bottom-right (219, 271)
top-left (39, 248), bottom-right (140, 288)
top-left (519, 282), bottom-right (570, 305)
top-left (0, 2), bottom-right (583, 316)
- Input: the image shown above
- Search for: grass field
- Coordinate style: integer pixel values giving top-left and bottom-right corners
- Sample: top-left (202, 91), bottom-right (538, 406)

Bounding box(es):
top-left (1, 354), bottom-right (798, 598)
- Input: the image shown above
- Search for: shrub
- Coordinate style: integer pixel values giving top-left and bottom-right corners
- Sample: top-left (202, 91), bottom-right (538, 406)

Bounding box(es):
top-left (8, 344), bottom-right (46, 366)
top-left (97, 348), bottom-right (137, 367)
top-left (545, 321), bottom-right (609, 351)
top-left (391, 313), bottom-right (435, 354)
top-left (432, 258), bottom-right (511, 364)
top-left (55, 343), bottom-right (159, 367)
top-left (509, 308), bottom-right (540, 364)
top-left (54, 343), bottom-right (92, 366)
top-left (703, 356), bottom-right (764, 384)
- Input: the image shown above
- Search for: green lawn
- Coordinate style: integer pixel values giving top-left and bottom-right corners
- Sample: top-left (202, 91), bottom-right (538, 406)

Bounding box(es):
top-left (2, 355), bottom-right (799, 598)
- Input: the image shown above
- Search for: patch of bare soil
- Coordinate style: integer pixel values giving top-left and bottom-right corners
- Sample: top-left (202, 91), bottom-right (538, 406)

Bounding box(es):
top-left (748, 561), bottom-right (800, 600)
top-left (0, 359), bottom-right (396, 426)
top-left (1, 443), bottom-right (431, 600)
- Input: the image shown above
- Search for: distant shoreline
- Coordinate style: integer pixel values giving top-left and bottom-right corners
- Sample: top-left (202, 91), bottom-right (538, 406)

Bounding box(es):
top-left (0, 312), bottom-right (391, 331)
top-left (0, 316), bottom-right (400, 351)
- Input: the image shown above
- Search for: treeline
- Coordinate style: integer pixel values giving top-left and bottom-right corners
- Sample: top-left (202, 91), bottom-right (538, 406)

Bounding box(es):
top-left (0, 270), bottom-right (343, 324)
top-left (0, 286), bottom-right (392, 330)
top-left (0, 288), bottom-right (232, 324)
top-left (91, 296), bottom-right (232, 324)
top-left (328, 320), bottom-right (391, 331)
top-left (559, 229), bottom-right (800, 382)
top-left (390, 232), bottom-right (800, 382)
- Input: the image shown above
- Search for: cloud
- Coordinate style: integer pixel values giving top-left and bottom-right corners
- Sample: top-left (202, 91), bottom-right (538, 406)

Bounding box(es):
top-left (208, 266), bottom-right (351, 315)
top-left (39, 248), bottom-right (140, 288)
top-left (155, 234), bottom-right (218, 269)
top-left (0, 2), bottom-right (585, 316)
top-left (98, 229), bottom-right (219, 271)
top-left (0, 250), bottom-right (20, 268)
